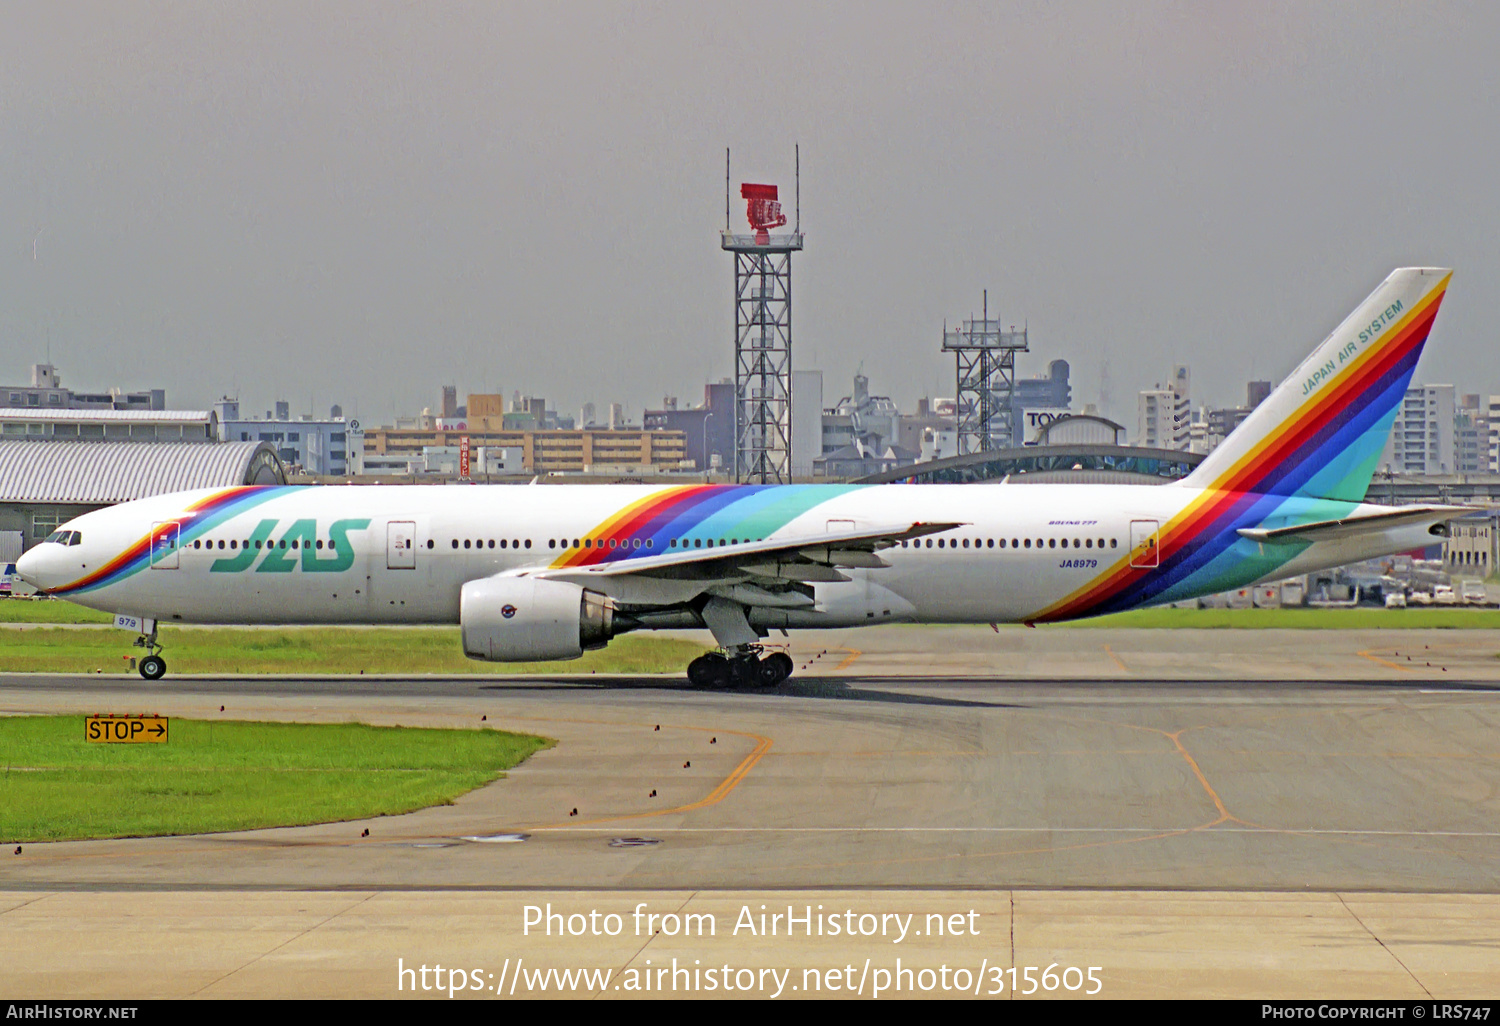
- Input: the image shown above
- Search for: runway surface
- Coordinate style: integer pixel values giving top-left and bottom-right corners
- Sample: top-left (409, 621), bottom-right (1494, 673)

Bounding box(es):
top-left (3, 626), bottom-right (1499, 997)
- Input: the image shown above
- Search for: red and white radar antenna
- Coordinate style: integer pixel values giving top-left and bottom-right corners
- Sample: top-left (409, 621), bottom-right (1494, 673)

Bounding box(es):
top-left (740, 183), bottom-right (787, 245)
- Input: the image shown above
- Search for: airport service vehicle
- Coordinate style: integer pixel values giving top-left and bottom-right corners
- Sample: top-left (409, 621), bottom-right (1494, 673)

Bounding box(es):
top-left (1462, 580), bottom-right (1490, 605)
top-left (17, 268), bottom-right (1473, 684)
top-left (1434, 584), bottom-right (1458, 605)
top-left (1384, 592), bottom-right (1407, 609)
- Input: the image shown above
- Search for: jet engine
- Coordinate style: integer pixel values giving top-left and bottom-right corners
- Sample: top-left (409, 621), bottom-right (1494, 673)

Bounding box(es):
top-left (460, 576), bottom-right (618, 662)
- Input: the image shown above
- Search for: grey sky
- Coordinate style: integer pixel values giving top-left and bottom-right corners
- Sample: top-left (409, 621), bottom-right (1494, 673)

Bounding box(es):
top-left (2, 2), bottom-right (1496, 426)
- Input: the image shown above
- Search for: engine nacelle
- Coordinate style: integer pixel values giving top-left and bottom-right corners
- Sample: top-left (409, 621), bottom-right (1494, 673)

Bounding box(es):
top-left (460, 576), bottom-right (617, 662)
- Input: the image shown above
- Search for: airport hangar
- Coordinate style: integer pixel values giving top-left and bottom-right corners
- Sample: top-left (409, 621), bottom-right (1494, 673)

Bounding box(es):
top-left (0, 438), bottom-right (286, 557)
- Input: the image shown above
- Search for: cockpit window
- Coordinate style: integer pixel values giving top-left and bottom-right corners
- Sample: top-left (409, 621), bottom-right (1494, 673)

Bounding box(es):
top-left (49, 531), bottom-right (76, 545)
top-left (68, 532), bottom-right (83, 546)
top-left (44, 531), bottom-right (65, 544)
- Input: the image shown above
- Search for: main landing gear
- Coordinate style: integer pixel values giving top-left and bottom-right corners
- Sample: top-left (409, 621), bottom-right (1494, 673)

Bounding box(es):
top-left (134, 629), bottom-right (166, 681)
top-left (687, 647), bottom-right (794, 689)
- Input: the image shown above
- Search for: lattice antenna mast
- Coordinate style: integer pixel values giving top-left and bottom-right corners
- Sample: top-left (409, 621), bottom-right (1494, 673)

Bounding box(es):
top-left (722, 148), bottom-right (803, 483)
top-left (942, 289), bottom-right (1029, 454)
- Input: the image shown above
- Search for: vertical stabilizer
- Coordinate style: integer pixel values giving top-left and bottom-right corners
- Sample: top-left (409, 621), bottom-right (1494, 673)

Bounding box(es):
top-left (1182, 268), bottom-right (1451, 502)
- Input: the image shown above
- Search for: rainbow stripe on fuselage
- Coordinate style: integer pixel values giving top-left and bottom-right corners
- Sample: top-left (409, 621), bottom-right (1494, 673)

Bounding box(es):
top-left (48, 486), bottom-right (293, 596)
top-left (549, 484), bottom-right (864, 567)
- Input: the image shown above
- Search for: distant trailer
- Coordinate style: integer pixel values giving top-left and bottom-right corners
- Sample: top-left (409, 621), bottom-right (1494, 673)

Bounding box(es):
top-left (1253, 584), bottom-right (1282, 609)
top-left (0, 530), bottom-right (20, 565)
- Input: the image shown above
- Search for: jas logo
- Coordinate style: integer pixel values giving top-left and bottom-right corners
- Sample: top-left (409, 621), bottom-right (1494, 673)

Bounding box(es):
top-left (209, 519), bottom-right (370, 574)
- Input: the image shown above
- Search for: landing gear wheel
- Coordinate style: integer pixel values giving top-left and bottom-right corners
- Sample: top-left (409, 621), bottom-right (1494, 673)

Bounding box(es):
top-left (687, 653), bottom-right (729, 687)
top-left (729, 656), bottom-right (761, 688)
top-left (757, 652), bottom-right (793, 686)
top-left (139, 655), bottom-right (166, 681)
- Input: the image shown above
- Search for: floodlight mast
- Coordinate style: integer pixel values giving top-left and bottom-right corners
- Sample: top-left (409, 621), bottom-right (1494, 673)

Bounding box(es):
top-left (942, 289), bottom-right (1030, 454)
top-left (722, 148), bottom-right (803, 484)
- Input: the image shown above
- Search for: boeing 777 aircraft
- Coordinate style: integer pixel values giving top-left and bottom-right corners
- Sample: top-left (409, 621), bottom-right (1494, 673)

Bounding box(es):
top-left (18, 267), bottom-right (1466, 685)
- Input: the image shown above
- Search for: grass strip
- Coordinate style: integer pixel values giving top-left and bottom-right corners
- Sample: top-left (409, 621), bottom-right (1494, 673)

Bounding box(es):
top-left (0, 600), bottom-right (112, 624)
top-left (1065, 607), bottom-right (1500, 629)
top-left (0, 628), bottom-right (707, 675)
top-left (0, 715), bottom-right (550, 843)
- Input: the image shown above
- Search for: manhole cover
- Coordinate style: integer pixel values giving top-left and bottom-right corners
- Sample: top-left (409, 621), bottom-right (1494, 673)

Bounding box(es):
top-left (608, 837), bottom-right (662, 848)
top-left (460, 833), bottom-right (531, 844)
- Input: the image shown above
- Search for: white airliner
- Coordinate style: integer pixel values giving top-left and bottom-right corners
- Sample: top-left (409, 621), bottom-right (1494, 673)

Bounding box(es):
top-left (18, 268), bottom-right (1467, 685)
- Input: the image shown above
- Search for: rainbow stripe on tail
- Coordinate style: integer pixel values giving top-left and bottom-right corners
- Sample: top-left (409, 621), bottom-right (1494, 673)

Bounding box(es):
top-left (1183, 267), bottom-right (1451, 502)
top-left (1034, 268), bottom-right (1451, 622)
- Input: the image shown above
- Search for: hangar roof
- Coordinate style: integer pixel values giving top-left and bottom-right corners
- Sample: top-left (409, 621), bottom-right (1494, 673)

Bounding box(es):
top-left (0, 441), bottom-right (286, 504)
top-left (854, 443), bottom-right (1204, 485)
top-left (0, 408), bottom-right (212, 423)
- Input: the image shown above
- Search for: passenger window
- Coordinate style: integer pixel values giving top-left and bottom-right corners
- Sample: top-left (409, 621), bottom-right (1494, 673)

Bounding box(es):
top-left (548, 539), bottom-right (556, 549)
top-left (1085, 538), bottom-right (1092, 548)
top-left (987, 539), bottom-right (994, 548)
top-left (229, 540), bottom-right (236, 549)
top-left (671, 540), bottom-right (678, 547)
top-left (464, 540), bottom-right (471, 549)
top-left (1110, 539), bottom-right (1118, 548)
top-left (427, 540), bottom-right (434, 549)
top-left (1024, 539), bottom-right (1031, 548)
top-left (999, 538), bottom-right (1006, 548)
top-left (523, 540), bottom-right (530, 548)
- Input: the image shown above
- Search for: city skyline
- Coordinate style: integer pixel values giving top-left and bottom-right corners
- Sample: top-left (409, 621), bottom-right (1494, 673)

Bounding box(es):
top-left (3, 5), bottom-right (1497, 429)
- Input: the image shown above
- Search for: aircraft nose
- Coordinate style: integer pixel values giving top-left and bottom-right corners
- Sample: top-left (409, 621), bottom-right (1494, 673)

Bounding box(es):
top-left (15, 546), bottom-right (45, 589)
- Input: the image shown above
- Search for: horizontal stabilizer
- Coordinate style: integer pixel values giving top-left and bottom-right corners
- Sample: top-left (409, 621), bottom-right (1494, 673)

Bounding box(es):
top-left (1236, 505), bottom-right (1474, 544)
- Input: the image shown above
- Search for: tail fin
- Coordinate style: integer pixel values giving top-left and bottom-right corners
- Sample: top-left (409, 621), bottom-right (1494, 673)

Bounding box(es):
top-left (1182, 267), bottom-right (1452, 502)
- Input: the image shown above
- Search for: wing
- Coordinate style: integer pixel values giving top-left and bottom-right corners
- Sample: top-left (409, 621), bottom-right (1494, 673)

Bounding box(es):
top-left (1236, 505), bottom-right (1474, 544)
top-left (529, 520), bottom-right (960, 609)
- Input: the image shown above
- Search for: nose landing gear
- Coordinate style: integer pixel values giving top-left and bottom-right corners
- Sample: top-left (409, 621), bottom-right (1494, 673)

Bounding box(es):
top-left (134, 629), bottom-right (167, 680)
